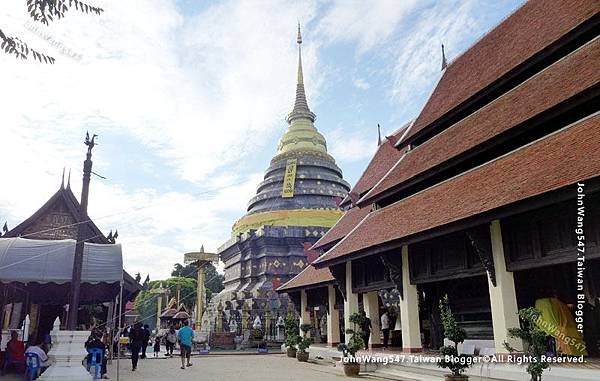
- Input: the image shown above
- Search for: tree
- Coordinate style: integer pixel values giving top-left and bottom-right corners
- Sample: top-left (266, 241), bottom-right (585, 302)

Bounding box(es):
top-left (171, 262), bottom-right (225, 297)
top-left (1, 0), bottom-right (103, 63)
top-left (133, 277), bottom-right (197, 330)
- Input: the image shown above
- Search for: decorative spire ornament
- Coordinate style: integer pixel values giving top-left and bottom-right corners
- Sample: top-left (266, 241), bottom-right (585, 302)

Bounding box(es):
top-left (441, 44), bottom-right (448, 71)
top-left (377, 124), bottom-right (382, 146)
top-left (287, 23), bottom-right (315, 123)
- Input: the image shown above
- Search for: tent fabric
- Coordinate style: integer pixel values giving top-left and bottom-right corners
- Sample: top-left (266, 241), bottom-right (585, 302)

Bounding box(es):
top-left (0, 238), bottom-right (123, 285)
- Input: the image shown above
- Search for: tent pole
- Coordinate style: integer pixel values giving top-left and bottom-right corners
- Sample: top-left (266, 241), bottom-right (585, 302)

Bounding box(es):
top-left (117, 281), bottom-right (123, 381)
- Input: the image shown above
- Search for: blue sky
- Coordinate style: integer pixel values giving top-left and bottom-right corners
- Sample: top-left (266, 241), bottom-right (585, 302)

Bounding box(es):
top-left (0, 0), bottom-right (522, 279)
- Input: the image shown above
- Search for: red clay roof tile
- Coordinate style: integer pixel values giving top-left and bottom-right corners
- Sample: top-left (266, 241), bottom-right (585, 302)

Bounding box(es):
top-left (316, 113), bottom-right (600, 266)
top-left (361, 38), bottom-right (600, 204)
top-left (277, 264), bottom-right (334, 292)
top-left (405, 0), bottom-right (599, 143)
top-left (311, 206), bottom-right (372, 250)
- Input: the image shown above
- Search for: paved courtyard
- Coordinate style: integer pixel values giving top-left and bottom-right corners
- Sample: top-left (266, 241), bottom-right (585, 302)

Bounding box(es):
top-left (106, 354), bottom-right (380, 381)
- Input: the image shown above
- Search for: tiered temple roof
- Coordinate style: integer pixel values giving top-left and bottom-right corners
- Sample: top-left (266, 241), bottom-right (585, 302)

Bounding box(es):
top-left (404, 0), bottom-right (598, 145)
top-left (360, 38), bottom-right (600, 205)
top-left (281, 0), bottom-right (600, 288)
top-left (315, 113), bottom-right (600, 266)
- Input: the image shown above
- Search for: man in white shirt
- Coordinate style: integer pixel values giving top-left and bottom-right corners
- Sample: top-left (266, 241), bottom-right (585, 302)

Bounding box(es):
top-left (25, 339), bottom-right (51, 378)
top-left (380, 309), bottom-right (390, 349)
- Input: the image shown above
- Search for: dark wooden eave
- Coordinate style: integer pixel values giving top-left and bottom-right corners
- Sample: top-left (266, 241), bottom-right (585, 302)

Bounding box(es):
top-left (4, 185), bottom-right (109, 244)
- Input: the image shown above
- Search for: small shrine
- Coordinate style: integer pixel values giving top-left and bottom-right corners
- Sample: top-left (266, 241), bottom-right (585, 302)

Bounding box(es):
top-left (159, 298), bottom-right (190, 329)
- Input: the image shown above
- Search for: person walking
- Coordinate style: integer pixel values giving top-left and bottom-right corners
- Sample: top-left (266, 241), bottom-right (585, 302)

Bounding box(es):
top-left (380, 309), bottom-right (390, 349)
top-left (140, 324), bottom-right (151, 359)
top-left (177, 320), bottom-right (195, 370)
top-left (166, 327), bottom-right (177, 356)
top-left (153, 336), bottom-right (161, 357)
top-left (360, 311), bottom-right (372, 350)
top-left (128, 322), bottom-right (144, 371)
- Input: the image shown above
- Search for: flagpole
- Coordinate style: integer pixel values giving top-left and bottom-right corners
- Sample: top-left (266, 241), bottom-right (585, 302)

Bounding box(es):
top-left (117, 281), bottom-right (123, 381)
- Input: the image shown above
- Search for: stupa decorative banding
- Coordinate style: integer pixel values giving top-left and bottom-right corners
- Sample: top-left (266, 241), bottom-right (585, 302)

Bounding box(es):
top-left (209, 25), bottom-right (350, 343)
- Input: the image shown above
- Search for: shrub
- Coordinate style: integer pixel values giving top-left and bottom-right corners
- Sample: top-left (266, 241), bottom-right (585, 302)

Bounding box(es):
top-left (337, 312), bottom-right (365, 359)
top-left (504, 307), bottom-right (550, 381)
top-left (284, 314), bottom-right (300, 348)
top-left (437, 295), bottom-right (470, 376)
top-left (297, 324), bottom-right (314, 354)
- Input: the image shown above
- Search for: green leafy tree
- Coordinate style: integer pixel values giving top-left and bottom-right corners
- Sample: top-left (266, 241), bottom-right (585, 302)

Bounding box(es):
top-left (504, 308), bottom-right (550, 381)
top-left (171, 262), bottom-right (224, 298)
top-left (134, 277), bottom-right (197, 329)
top-left (438, 294), bottom-right (471, 376)
top-left (1, 0), bottom-right (103, 63)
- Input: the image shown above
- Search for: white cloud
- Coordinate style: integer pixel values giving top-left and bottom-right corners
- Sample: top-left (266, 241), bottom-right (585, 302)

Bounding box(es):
top-left (390, 0), bottom-right (488, 108)
top-left (0, 0), bottom-right (520, 281)
top-left (0, 0), bottom-right (320, 279)
top-left (316, 0), bottom-right (420, 54)
top-left (328, 128), bottom-right (377, 162)
top-left (353, 78), bottom-right (370, 90)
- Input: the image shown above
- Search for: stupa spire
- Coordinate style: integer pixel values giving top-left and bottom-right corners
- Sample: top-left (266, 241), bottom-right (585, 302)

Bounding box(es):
top-left (287, 23), bottom-right (315, 124)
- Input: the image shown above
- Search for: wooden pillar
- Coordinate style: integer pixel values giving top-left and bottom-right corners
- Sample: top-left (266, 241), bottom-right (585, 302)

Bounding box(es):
top-left (488, 220), bottom-right (522, 354)
top-left (399, 245), bottom-right (422, 352)
top-left (299, 290), bottom-right (310, 336)
top-left (28, 304), bottom-right (40, 343)
top-left (344, 261), bottom-right (359, 344)
top-left (326, 285), bottom-right (340, 347)
top-left (363, 291), bottom-right (381, 347)
top-left (3, 304), bottom-right (12, 330)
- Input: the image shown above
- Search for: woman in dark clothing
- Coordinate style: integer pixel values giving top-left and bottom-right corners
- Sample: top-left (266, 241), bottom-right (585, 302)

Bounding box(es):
top-left (128, 323), bottom-right (144, 371)
top-left (165, 327), bottom-right (177, 356)
top-left (360, 311), bottom-right (372, 350)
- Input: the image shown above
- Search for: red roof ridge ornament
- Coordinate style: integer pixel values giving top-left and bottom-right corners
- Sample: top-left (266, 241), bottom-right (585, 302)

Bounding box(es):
top-left (348, 191), bottom-right (360, 206)
top-left (386, 134), bottom-right (400, 146)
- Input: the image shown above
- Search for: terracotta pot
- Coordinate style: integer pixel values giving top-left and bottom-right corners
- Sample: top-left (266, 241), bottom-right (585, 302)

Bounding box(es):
top-left (343, 363), bottom-right (360, 377)
top-left (296, 350), bottom-right (309, 362)
top-left (286, 347), bottom-right (297, 358)
top-left (444, 375), bottom-right (469, 381)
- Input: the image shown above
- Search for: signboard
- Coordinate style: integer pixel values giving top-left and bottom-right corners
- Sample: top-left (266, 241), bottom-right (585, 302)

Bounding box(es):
top-left (281, 158), bottom-right (297, 198)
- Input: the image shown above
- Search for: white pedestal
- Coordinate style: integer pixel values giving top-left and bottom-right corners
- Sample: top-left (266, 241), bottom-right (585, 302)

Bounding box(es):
top-left (39, 329), bottom-right (93, 381)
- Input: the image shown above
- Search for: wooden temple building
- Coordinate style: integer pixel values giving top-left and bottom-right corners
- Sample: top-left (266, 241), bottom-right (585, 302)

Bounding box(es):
top-left (278, 0), bottom-right (600, 357)
top-left (211, 25), bottom-right (350, 334)
top-left (0, 177), bottom-right (140, 343)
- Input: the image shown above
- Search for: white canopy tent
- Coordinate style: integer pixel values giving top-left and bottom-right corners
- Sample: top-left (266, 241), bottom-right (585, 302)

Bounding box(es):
top-left (0, 237), bottom-right (123, 284)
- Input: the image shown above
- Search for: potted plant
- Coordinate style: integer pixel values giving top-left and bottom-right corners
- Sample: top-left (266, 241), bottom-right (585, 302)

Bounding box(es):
top-left (284, 314), bottom-right (299, 358)
top-left (504, 307), bottom-right (550, 381)
top-left (296, 324), bottom-right (313, 362)
top-left (337, 312), bottom-right (365, 377)
top-left (437, 295), bottom-right (470, 381)
top-left (257, 340), bottom-right (269, 353)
